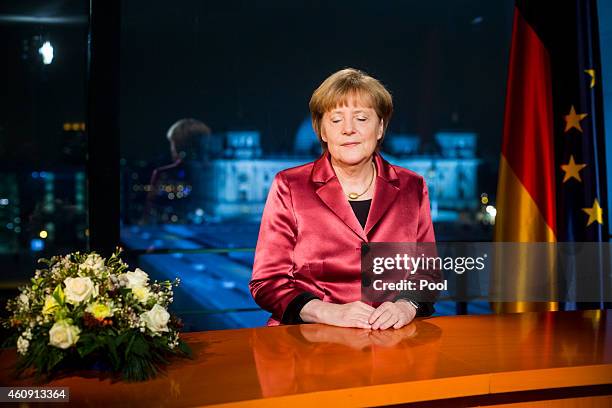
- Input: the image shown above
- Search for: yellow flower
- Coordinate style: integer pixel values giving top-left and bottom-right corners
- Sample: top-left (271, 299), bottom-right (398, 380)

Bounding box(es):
top-left (85, 302), bottom-right (112, 320)
top-left (42, 295), bottom-right (59, 316)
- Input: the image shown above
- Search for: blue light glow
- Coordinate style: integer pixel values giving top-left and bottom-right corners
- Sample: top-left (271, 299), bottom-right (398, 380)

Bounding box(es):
top-left (30, 239), bottom-right (44, 251)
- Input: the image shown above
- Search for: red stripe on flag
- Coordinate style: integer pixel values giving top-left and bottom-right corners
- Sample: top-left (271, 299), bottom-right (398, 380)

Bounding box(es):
top-left (501, 6), bottom-right (557, 236)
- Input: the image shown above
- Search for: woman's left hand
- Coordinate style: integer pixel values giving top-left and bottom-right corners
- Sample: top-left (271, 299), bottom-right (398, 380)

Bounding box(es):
top-left (368, 301), bottom-right (417, 330)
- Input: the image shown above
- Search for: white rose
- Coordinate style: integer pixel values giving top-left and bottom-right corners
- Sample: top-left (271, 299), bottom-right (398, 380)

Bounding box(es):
top-left (132, 286), bottom-right (151, 304)
top-left (63, 277), bottom-right (97, 305)
top-left (81, 254), bottom-right (106, 274)
top-left (140, 304), bottom-right (170, 334)
top-left (48, 321), bottom-right (81, 349)
top-left (122, 268), bottom-right (149, 289)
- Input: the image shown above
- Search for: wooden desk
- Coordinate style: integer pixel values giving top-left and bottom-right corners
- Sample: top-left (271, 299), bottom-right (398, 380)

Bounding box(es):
top-left (1, 311), bottom-right (611, 407)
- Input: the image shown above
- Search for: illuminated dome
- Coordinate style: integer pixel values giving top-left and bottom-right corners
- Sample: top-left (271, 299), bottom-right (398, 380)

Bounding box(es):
top-left (294, 116), bottom-right (321, 156)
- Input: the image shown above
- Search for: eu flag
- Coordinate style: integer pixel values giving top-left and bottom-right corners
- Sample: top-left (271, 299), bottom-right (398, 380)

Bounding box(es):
top-left (547, 0), bottom-right (609, 242)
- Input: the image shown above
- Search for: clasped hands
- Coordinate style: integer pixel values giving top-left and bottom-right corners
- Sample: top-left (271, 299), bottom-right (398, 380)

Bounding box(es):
top-left (300, 299), bottom-right (417, 330)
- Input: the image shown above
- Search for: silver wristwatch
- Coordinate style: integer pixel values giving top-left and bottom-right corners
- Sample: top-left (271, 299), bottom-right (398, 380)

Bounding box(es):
top-left (406, 300), bottom-right (419, 311)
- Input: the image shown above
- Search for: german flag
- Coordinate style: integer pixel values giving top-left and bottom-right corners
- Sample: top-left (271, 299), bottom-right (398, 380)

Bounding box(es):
top-left (493, 0), bottom-right (608, 312)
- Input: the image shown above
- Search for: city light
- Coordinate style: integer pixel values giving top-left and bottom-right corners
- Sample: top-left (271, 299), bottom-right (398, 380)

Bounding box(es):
top-left (222, 281), bottom-right (236, 289)
top-left (63, 122), bottom-right (86, 131)
top-left (38, 41), bottom-right (54, 64)
top-left (39, 230), bottom-right (48, 239)
top-left (30, 239), bottom-right (44, 252)
top-left (0, 198), bottom-right (8, 205)
top-left (486, 205), bottom-right (497, 217)
top-left (480, 193), bottom-right (489, 205)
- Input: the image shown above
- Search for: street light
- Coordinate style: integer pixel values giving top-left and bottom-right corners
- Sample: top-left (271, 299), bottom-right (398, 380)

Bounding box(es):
top-left (38, 41), bottom-right (54, 64)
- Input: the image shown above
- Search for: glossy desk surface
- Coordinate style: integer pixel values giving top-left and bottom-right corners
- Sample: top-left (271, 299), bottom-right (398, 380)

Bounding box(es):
top-left (1, 310), bottom-right (611, 407)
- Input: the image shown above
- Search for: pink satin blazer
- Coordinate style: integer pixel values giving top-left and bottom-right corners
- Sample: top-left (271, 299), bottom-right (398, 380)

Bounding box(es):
top-left (249, 151), bottom-right (436, 325)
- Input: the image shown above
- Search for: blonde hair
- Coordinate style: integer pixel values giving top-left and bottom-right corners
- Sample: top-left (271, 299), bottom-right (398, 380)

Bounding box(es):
top-left (309, 68), bottom-right (393, 151)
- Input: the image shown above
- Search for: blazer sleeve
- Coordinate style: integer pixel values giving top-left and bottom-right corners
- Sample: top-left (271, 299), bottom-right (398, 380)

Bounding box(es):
top-left (416, 177), bottom-right (435, 243)
top-left (396, 177), bottom-right (438, 317)
top-left (250, 172), bottom-right (312, 322)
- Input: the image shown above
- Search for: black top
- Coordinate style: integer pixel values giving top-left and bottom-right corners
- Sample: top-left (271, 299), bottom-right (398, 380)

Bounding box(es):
top-left (280, 198), bottom-right (434, 324)
top-left (348, 199), bottom-right (372, 229)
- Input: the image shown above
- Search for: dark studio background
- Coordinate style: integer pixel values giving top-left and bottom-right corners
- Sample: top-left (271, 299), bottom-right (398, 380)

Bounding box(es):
top-left (119, 0), bottom-right (510, 161)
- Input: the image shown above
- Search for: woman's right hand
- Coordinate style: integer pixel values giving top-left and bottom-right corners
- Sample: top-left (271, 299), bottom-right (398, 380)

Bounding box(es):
top-left (300, 300), bottom-right (374, 329)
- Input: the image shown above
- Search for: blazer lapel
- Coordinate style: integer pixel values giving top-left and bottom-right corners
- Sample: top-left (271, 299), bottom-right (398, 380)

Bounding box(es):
top-left (311, 152), bottom-right (399, 240)
top-left (312, 153), bottom-right (368, 241)
top-left (364, 153), bottom-right (400, 236)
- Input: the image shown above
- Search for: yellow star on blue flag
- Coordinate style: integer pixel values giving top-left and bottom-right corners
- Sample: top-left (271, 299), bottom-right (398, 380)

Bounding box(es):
top-left (582, 199), bottom-right (603, 226)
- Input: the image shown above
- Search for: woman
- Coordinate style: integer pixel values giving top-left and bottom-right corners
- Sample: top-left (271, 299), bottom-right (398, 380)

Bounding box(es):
top-left (250, 68), bottom-right (436, 330)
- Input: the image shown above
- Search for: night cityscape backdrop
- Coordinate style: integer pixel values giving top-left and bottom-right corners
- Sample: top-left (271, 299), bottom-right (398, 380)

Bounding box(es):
top-left (2, 0), bottom-right (611, 330)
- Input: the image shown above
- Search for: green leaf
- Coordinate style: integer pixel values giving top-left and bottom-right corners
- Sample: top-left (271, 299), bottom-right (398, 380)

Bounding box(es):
top-left (131, 334), bottom-right (149, 356)
top-left (52, 284), bottom-right (66, 306)
top-left (46, 348), bottom-right (65, 371)
top-left (178, 341), bottom-right (193, 358)
top-left (55, 308), bottom-right (68, 321)
top-left (124, 331), bottom-right (136, 359)
top-left (104, 335), bottom-right (120, 370)
top-left (113, 331), bottom-right (129, 349)
top-left (37, 257), bottom-right (52, 266)
top-left (76, 334), bottom-right (99, 358)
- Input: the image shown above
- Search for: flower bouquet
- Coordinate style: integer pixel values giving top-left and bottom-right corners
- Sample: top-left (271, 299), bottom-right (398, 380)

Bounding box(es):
top-left (2, 249), bottom-right (191, 381)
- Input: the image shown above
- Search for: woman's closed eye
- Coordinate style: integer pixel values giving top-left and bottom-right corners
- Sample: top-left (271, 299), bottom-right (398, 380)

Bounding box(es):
top-left (330, 117), bottom-right (367, 123)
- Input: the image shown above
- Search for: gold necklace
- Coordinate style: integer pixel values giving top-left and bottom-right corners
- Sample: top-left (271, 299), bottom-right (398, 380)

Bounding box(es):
top-left (347, 162), bottom-right (376, 200)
